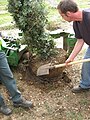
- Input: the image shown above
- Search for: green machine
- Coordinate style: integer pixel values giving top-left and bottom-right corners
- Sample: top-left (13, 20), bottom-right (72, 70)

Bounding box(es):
top-left (66, 34), bottom-right (77, 57)
top-left (0, 36), bottom-right (27, 66)
top-left (49, 30), bottom-right (77, 57)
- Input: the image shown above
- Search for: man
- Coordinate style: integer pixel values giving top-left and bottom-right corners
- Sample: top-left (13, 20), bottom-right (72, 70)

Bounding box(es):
top-left (0, 34), bottom-right (33, 115)
top-left (57, 0), bottom-right (90, 93)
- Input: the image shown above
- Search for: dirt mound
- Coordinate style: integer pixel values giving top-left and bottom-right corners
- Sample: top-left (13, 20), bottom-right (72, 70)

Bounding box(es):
top-left (29, 48), bottom-right (67, 78)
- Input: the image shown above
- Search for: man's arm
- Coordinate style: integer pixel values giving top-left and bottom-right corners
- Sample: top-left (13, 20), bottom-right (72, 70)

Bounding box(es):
top-left (65, 39), bottom-right (84, 64)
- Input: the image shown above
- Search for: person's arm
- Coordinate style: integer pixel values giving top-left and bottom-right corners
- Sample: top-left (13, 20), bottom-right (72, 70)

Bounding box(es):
top-left (65, 39), bottom-right (84, 64)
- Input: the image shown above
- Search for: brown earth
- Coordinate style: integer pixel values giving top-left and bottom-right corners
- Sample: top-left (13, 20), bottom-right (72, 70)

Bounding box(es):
top-left (1, 48), bottom-right (90, 120)
top-left (29, 48), bottom-right (67, 78)
top-left (1, 0), bottom-right (90, 119)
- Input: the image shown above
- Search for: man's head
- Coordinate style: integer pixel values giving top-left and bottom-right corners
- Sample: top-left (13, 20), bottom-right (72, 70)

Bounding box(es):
top-left (57, 0), bottom-right (79, 22)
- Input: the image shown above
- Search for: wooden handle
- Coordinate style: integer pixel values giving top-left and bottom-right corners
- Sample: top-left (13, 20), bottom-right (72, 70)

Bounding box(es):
top-left (54, 58), bottom-right (90, 68)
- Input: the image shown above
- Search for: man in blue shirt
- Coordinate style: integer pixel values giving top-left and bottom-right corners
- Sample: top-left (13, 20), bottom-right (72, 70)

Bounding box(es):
top-left (57, 0), bottom-right (90, 93)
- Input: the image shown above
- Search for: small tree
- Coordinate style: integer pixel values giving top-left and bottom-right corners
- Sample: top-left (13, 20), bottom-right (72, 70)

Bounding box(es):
top-left (8, 0), bottom-right (57, 59)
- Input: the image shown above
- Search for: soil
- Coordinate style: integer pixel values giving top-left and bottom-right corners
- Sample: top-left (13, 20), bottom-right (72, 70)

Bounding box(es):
top-left (1, 0), bottom-right (90, 119)
top-left (0, 11), bottom-right (89, 119)
top-left (0, 47), bottom-right (90, 120)
top-left (29, 48), bottom-right (67, 78)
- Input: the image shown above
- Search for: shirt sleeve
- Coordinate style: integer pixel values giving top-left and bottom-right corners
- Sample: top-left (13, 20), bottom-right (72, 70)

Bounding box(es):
top-left (73, 22), bottom-right (82, 39)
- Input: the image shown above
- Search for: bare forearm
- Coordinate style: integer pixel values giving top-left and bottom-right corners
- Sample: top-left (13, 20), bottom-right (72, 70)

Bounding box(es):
top-left (66, 39), bottom-right (84, 62)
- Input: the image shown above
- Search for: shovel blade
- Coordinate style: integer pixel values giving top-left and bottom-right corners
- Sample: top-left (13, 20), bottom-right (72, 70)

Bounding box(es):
top-left (37, 63), bottom-right (51, 76)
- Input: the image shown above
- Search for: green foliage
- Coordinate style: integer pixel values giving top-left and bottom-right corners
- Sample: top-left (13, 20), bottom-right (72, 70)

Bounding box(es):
top-left (8, 0), bottom-right (57, 59)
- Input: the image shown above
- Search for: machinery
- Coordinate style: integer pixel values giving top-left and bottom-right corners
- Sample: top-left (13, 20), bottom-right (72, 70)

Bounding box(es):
top-left (0, 36), bottom-right (27, 66)
top-left (0, 30), bottom-right (77, 66)
top-left (66, 34), bottom-right (77, 57)
top-left (49, 30), bottom-right (77, 57)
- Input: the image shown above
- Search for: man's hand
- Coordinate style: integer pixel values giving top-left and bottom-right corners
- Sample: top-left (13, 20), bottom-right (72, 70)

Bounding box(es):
top-left (65, 58), bottom-right (74, 66)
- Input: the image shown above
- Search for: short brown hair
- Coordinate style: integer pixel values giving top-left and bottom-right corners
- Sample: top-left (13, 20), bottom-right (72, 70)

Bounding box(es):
top-left (57, 0), bottom-right (78, 14)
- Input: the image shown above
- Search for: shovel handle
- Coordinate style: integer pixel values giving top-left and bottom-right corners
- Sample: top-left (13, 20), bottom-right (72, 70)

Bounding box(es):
top-left (54, 58), bottom-right (90, 68)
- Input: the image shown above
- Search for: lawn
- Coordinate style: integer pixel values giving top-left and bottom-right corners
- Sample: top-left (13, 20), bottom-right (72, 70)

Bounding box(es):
top-left (0, 0), bottom-right (90, 30)
top-left (0, 0), bottom-right (8, 10)
top-left (0, 1), bottom-right (90, 120)
top-left (0, 12), bottom-right (13, 25)
top-left (0, 0), bottom-right (13, 29)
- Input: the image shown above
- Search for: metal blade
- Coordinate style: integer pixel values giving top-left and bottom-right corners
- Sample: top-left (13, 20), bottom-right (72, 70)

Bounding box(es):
top-left (37, 63), bottom-right (51, 76)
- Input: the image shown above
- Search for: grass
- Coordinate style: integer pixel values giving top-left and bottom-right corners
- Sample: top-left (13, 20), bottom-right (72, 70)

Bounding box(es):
top-left (79, 98), bottom-right (90, 106)
top-left (0, 13), bottom-right (13, 25)
top-left (0, 0), bottom-right (90, 30)
top-left (0, 0), bottom-right (14, 29)
top-left (66, 111), bottom-right (83, 120)
top-left (0, 0), bottom-right (8, 5)
top-left (0, 0), bottom-right (8, 10)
